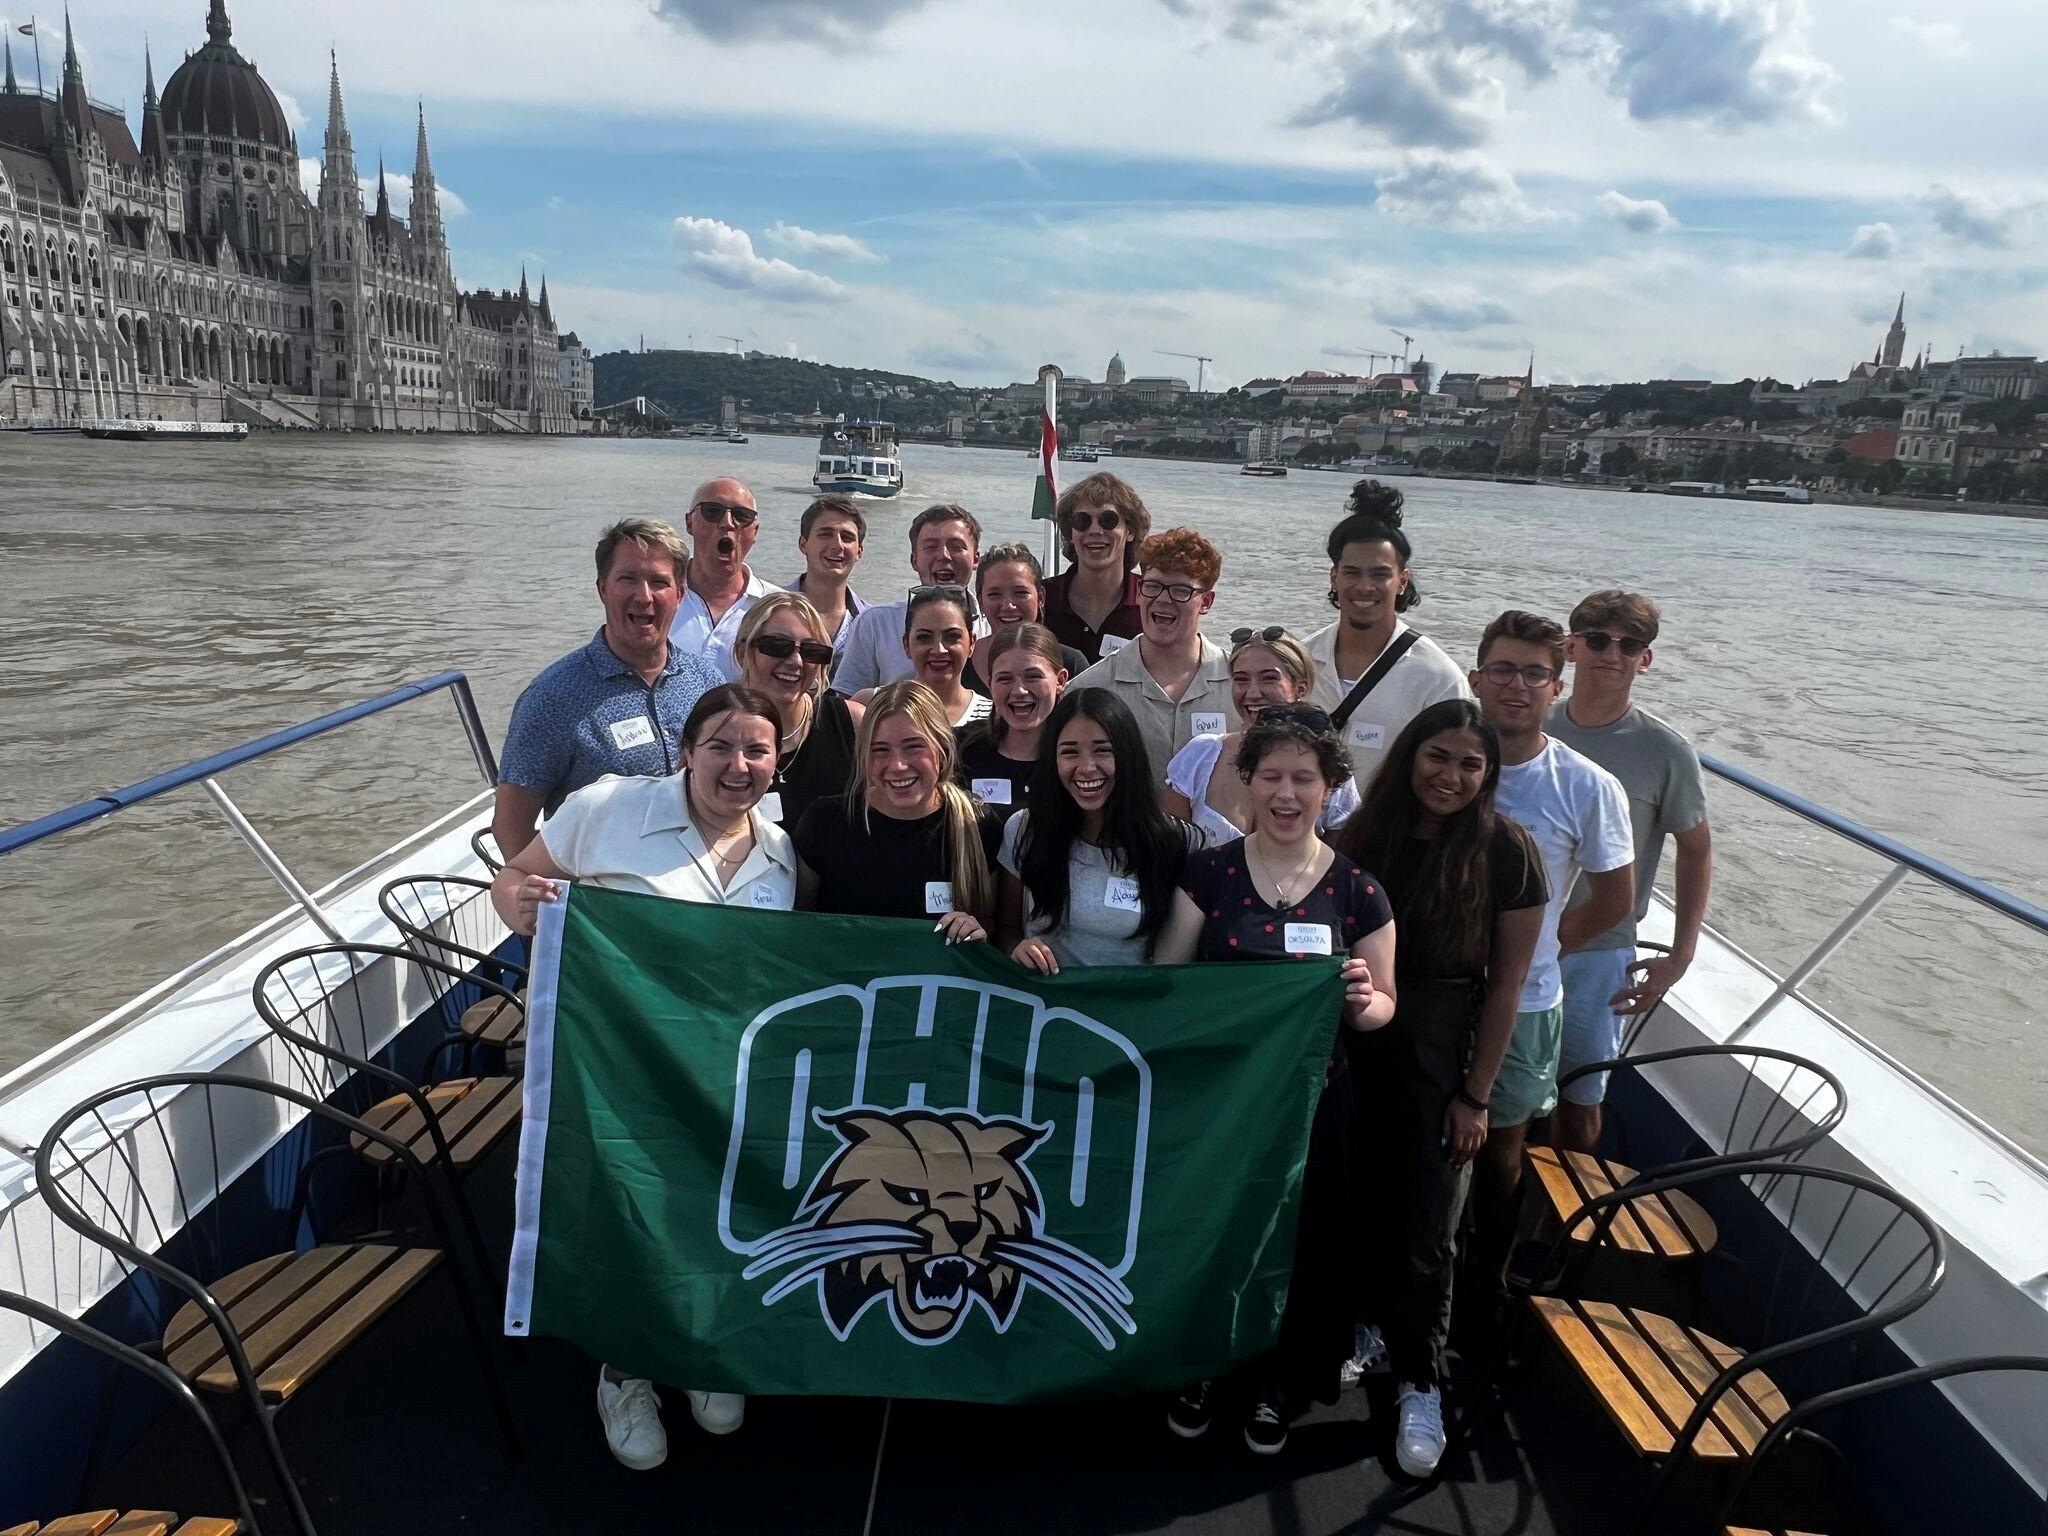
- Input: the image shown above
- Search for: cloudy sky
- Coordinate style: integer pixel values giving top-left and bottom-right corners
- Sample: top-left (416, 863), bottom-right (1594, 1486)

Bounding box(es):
top-left (32, 0), bottom-right (2048, 387)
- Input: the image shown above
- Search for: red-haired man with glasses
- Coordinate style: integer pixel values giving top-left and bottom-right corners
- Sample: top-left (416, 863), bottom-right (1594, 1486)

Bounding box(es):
top-left (1042, 472), bottom-right (1152, 663)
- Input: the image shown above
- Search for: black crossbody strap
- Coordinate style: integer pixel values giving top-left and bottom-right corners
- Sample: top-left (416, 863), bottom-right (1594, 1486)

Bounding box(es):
top-left (1330, 628), bottom-right (1423, 730)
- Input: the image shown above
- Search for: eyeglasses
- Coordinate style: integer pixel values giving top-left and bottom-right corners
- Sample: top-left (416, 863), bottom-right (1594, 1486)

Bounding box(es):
top-left (1231, 625), bottom-right (1290, 648)
top-left (1066, 509), bottom-right (1121, 532)
top-left (1478, 661), bottom-right (1562, 688)
top-left (1575, 630), bottom-right (1650, 657)
top-left (1254, 704), bottom-right (1334, 734)
top-left (908, 583), bottom-right (979, 619)
top-left (749, 632), bottom-right (835, 666)
top-left (693, 500), bottom-right (758, 528)
top-left (1138, 578), bottom-right (1207, 604)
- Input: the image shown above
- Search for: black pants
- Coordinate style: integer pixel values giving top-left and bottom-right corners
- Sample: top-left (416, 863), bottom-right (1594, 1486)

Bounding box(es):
top-left (1353, 976), bottom-right (1481, 1388)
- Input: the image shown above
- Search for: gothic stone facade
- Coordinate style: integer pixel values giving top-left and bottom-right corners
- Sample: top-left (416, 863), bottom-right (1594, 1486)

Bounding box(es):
top-left (0, 2), bottom-right (585, 432)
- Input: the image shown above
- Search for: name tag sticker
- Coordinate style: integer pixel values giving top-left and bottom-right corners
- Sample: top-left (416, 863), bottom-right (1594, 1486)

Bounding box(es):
top-left (608, 716), bottom-right (656, 751)
top-left (1098, 634), bottom-right (1132, 656)
top-left (749, 882), bottom-right (781, 909)
top-left (1285, 923), bottom-right (1333, 955)
top-left (1191, 711), bottom-right (1227, 737)
top-left (971, 777), bottom-right (1013, 805)
top-left (925, 881), bottom-right (955, 915)
top-left (1347, 720), bottom-right (1385, 749)
top-left (756, 791), bottom-right (784, 823)
top-left (1103, 875), bottom-right (1142, 913)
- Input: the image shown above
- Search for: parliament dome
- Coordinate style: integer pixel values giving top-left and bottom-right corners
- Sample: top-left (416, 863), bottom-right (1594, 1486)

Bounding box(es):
top-left (160, 1), bottom-right (293, 150)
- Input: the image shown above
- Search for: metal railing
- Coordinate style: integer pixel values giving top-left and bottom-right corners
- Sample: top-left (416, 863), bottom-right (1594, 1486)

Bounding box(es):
top-left (0, 673), bottom-right (498, 938)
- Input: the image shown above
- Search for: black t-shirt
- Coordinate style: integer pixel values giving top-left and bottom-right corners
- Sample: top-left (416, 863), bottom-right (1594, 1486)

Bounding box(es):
top-left (770, 691), bottom-right (857, 832)
top-left (1177, 836), bottom-right (1393, 962)
top-left (954, 727), bottom-right (1038, 815)
top-left (962, 647), bottom-right (1089, 697)
top-left (793, 793), bottom-right (1007, 919)
top-left (1373, 822), bottom-right (1547, 979)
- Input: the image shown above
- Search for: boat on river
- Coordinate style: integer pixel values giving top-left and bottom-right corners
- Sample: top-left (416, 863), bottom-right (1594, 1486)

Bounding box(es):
top-left (81, 419), bottom-right (251, 442)
top-left (1240, 460), bottom-right (1287, 477)
top-left (2, 663), bottom-right (2046, 1533)
top-left (813, 417), bottom-right (903, 499)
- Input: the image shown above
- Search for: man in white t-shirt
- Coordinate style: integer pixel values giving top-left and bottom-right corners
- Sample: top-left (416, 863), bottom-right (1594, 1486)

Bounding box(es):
top-left (830, 503), bottom-right (988, 693)
top-left (1303, 484), bottom-right (1469, 794)
top-left (1469, 609), bottom-right (1634, 1299)
top-left (669, 475), bottom-right (776, 679)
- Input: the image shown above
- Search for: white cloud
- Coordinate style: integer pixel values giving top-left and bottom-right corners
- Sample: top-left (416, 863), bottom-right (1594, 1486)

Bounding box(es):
top-left (296, 158), bottom-right (468, 217)
top-left (763, 222), bottom-right (883, 263)
top-left (649, 0), bottom-right (929, 40)
top-left (1379, 288), bottom-right (1518, 330)
top-left (1923, 183), bottom-right (2047, 248)
top-left (1579, 0), bottom-right (1838, 131)
top-left (1886, 16), bottom-right (1966, 60)
top-left (1847, 221), bottom-right (1899, 259)
top-left (273, 89), bottom-right (309, 133)
top-left (673, 216), bottom-right (849, 302)
top-left (1598, 189), bottom-right (1678, 234)
top-left (910, 329), bottom-right (1016, 377)
top-left (1374, 151), bottom-right (1558, 228)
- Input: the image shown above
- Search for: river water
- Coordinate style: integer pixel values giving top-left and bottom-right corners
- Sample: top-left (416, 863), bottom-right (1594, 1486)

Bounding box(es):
top-left (3, 432), bottom-right (2045, 1152)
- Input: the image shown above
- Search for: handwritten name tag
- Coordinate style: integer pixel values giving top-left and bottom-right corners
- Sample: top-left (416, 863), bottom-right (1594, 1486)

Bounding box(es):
top-left (1190, 711), bottom-right (1227, 737)
top-left (1347, 720), bottom-right (1385, 749)
top-left (925, 881), bottom-right (955, 915)
top-left (971, 777), bottom-right (1013, 805)
top-left (1103, 875), bottom-right (1142, 913)
top-left (608, 716), bottom-right (656, 751)
top-left (756, 791), bottom-right (784, 823)
top-left (1098, 633), bottom-right (1133, 656)
top-left (1284, 922), bottom-right (1332, 956)
top-left (749, 882), bottom-right (782, 909)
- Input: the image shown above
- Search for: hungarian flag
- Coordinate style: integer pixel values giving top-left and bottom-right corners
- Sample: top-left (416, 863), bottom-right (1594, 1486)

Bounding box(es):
top-left (506, 888), bottom-right (1342, 1401)
top-left (1031, 404), bottom-right (1058, 522)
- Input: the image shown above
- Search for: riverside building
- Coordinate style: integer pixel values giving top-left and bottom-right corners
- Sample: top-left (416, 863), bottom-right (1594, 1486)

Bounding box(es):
top-left (0, 3), bottom-right (586, 432)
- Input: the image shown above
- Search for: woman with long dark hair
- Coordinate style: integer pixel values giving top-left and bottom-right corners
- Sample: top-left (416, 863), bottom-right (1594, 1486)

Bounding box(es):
top-left (997, 689), bottom-right (1195, 972)
top-left (1327, 697), bottom-right (1545, 1479)
top-left (956, 621), bottom-right (1069, 815)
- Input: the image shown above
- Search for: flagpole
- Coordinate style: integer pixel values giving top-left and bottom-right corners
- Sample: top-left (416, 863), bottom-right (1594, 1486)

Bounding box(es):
top-left (28, 16), bottom-right (43, 98)
top-left (1034, 362), bottom-right (1061, 577)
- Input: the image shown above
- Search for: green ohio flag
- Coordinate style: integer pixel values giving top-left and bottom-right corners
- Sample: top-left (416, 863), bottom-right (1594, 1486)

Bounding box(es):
top-left (505, 886), bottom-right (1343, 1402)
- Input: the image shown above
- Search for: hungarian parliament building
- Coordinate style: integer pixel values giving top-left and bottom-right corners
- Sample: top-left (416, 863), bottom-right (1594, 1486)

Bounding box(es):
top-left (0, 3), bottom-right (593, 431)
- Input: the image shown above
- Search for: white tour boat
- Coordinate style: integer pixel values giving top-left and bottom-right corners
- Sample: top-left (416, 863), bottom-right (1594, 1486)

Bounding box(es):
top-left (812, 418), bottom-right (904, 498)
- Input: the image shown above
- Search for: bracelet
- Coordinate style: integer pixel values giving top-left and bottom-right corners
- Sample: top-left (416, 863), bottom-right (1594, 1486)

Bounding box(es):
top-left (1456, 1088), bottom-right (1490, 1113)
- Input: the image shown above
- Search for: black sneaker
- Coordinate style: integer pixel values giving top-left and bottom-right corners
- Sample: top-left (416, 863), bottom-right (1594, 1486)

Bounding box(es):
top-left (1243, 1390), bottom-right (1288, 1455)
top-left (1167, 1379), bottom-right (1214, 1439)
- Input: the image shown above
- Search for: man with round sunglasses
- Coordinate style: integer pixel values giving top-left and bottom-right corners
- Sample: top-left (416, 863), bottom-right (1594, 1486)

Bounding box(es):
top-left (1042, 472), bottom-right (1152, 663)
top-left (670, 475), bottom-right (776, 680)
top-left (1547, 590), bottom-right (1712, 1155)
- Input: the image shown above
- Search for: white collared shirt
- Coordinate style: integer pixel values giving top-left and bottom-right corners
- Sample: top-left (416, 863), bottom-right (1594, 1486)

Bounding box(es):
top-left (1303, 619), bottom-right (1471, 794)
top-left (670, 564), bottom-right (778, 681)
top-left (537, 773), bottom-right (798, 910)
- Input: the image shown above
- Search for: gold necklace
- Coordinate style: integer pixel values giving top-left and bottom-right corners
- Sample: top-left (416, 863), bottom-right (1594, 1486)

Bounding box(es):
top-left (1249, 835), bottom-right (1320, 908)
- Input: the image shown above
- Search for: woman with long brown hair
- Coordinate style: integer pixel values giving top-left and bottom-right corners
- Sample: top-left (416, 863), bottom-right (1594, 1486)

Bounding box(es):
top-left (1327, 696), bottom-right (1545, 1479)
top-left (956, 621), bottom-right (1068, 812)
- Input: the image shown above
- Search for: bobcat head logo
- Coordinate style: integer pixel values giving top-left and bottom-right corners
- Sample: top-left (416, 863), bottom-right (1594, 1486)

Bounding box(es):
top-left (742, 1107), bottom-right (1134, 1348)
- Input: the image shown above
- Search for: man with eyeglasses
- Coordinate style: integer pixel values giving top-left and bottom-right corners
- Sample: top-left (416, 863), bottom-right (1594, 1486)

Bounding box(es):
top-left (830, 503), bottom-right (989, 694)
top-left (1041, 472), bottom-right (1152, 663)
top-left (669, 475), bottom-right (776, 679)
top-left (1547, 590), bottom-right (1712, 1155)
top-left (1066, 528), bottom-right (1233, 782)
top-left (1468, 610), bottom-right (1634, 1304)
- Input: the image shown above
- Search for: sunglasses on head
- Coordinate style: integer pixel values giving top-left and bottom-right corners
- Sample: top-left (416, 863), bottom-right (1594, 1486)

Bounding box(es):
top-left (1575, 630), bottom-right (1649, 656)
top-left (749, 633), bottom-right (835, 665)
top-left (908, 583), bottom-right (979, 619)
top-left (1066, 509), bottom-right (1122, 532)
top-left (1255, 704), bottom-right (1334, 734)
top-left (694, 500), bottom-right (758, 528)
top-left (1231, 625), bottom-right (1290, 648)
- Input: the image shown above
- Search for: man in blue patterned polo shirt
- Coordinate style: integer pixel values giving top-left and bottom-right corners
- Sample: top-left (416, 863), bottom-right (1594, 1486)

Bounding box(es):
top-left (492, 518), bottom-right (723, 857)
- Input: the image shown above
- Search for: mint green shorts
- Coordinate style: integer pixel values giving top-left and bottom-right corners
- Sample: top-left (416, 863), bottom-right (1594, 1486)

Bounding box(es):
top-left (1492, 1004), bottom-right (1565, 1128)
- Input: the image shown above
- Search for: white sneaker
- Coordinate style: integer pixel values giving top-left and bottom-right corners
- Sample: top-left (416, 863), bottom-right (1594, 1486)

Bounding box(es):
top-left (1394, 1381), bottom-right (1447, 1478)
top-left (1339, 1323), bottom-right (1389, 1390)
top-left (596, 1370), bottom-right (668, 1471)
top-left (687, 1389), bottom-right (745, 1435)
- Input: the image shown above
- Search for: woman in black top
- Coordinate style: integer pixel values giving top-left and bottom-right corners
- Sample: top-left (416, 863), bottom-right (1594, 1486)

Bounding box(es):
top-left (736, 593), bottom-right (864, 831)
top-left (793, 679), bottom-right (1004, 940)
top-left (955, 621), bottom-right (1068, 814)
top-left (1327, 697), bottom-right (1544, 1477)
top-left (962, 542), bottom-right (1088, 692)
top-left (1152, 708), bottom-right (1395, 1455)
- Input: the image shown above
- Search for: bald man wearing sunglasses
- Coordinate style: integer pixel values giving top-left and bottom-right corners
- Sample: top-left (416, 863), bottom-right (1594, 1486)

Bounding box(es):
top-left (671, 475), bottom-right (777, 680)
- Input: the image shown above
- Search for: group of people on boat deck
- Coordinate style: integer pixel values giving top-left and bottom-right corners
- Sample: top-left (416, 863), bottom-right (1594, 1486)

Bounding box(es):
top-left (483, 470), bottom-right (1714, 1481)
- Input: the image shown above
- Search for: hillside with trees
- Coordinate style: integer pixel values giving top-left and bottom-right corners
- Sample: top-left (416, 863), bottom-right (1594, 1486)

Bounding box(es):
top-left (592, 350), bottom-right (961, 428)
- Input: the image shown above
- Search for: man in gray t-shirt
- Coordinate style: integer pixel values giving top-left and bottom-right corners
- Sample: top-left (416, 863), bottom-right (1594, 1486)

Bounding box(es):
top-left (1548, 590), bottom-right (1713, 1152)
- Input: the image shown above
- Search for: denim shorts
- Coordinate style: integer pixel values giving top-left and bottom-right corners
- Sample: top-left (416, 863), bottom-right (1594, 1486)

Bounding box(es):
top-left (1559, 947), bottom-right (1634, 1106)
top-left (1492, 1004), bottom-right (1565, 1128)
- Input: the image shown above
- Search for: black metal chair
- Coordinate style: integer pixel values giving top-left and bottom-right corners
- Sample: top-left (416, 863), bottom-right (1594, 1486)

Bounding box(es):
top-left (1617, 939), bottom-right (1673, 1057)
top-left (469, 827), bottom-right (505, 876)
top-left (1719, 1353), bottom-right (2048, 1534)
top-left (0, 1287), bottom-right (264, 1534)
top-left (34, 1072), bottom-right (523, 1536)
top-left (377, 875), bottom-right (527, 1067)
top-left (1460, 1160), bottom-right (1946, 1536)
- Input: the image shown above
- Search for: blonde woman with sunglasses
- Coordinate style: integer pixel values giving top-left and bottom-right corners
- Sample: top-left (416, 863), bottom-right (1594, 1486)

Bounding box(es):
top-left (735, 593), bottom-right (865, 830)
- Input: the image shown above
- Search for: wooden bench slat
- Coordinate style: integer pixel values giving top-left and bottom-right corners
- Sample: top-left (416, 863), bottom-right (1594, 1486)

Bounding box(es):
top-left (31, 1516), bottom-right (120, 1536)
top-left (253, 1246), bottom-right (442, 1402)
top-left (1616, 1181), bottom-right (1697, 1259)
top-left (200, 1245), bottom-right (398, 1395)
top-left (0, 1521), bottom-right (240, 1536)
top-left (1560, 1152), bottom-right (1658, 1254)
top-left (352, 1081), bottom-right (470, 1165)
top-left (1632, 1309), bottom-right (1773, 1453)
top-left (165, 1247), bottom-right (354, 1380)
top-left (170, 1522), bottom-right (241, 1536)
top-left (1529, 1295), bottom-right (1674, 1455)
top-left (99, 1516), bottom-right (177, 1536)
top-left (1689, 1325), bottom-right (1791, 1434)
top-left (459, 994), bottom-right (523, 1046)
top-left (161, 1252), bottom-right (293, 1359)
top-left (442, 1077), bottom-right (523, 1167)
top-left (1578, 1302), bottom-right (1739, 1459)
top-left (1725, 1528), bottom-right (1827, 1536)
top-left (0, 1522), bottom-right (36, 1536)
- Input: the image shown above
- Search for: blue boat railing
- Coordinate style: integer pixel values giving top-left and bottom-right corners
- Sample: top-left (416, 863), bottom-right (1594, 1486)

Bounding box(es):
top-left (0, 673), bottom-right (498, 939)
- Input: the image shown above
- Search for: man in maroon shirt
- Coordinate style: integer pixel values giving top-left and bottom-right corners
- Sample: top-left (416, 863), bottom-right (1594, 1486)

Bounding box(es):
top-left (1042, 471), bottom-right (1152, 663)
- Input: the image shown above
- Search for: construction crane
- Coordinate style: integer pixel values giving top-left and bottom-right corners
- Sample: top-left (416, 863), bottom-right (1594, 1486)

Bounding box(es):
top-left (1346, 349), bottom-right (1395, 373)
top-left (1388, 328), bottom-right (1414, 365)
top-left (715, 335), bottom-right (745, 355)
top-left (1156, 349), bottom-right (1213, 393)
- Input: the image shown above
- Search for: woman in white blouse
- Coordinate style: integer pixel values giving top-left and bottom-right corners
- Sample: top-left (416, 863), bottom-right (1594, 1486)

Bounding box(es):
top-left (488, 680), bottom-right (792, 1474)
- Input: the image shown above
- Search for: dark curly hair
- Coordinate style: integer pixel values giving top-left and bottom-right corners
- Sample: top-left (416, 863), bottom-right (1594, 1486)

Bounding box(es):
top-left (1235, 710), bottom-right (1353, 790)
top-left (1326, 479), bottom-right (1420, 612)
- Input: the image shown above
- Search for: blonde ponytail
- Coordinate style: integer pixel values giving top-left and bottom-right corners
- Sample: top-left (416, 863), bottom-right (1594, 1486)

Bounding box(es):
top-left (852, 679), bottom-right (994, 922)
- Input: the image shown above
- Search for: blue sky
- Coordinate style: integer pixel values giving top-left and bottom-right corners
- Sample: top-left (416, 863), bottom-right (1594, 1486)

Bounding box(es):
top-left (23, 0), bottom-right (2048, 387)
